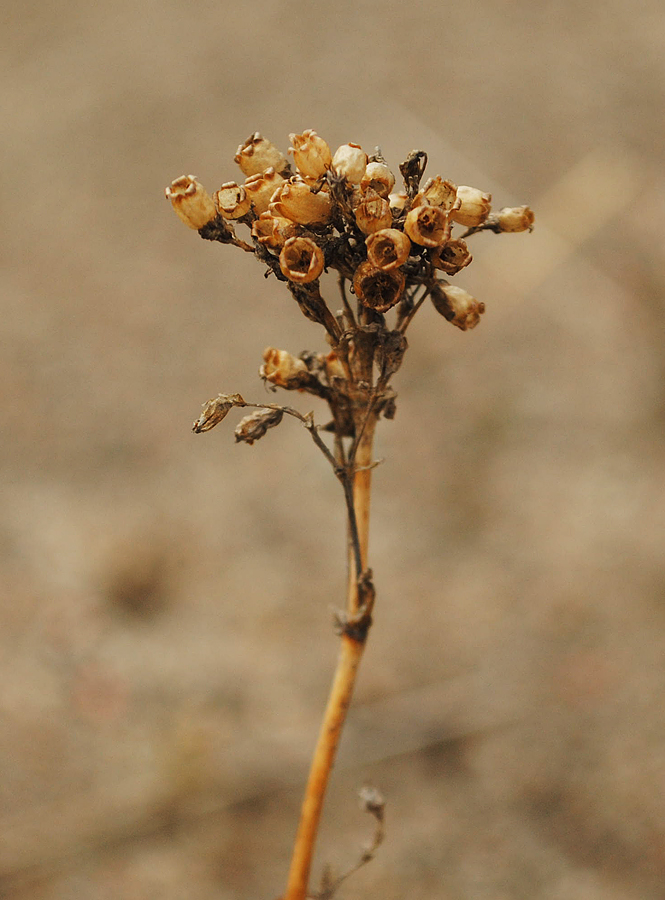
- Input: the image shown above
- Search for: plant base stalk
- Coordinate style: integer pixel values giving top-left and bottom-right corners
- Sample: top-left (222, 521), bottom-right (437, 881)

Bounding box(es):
top-left (284, 424), bottom-right (376, 900)
top-left (284, 633), bottom-right (368, 900)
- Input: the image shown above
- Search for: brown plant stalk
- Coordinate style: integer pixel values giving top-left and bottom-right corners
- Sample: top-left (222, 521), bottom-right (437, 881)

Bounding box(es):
top-left (285, 420), bottom-right (376, 900)
top-left (167, 129), bottom-right (533, 899)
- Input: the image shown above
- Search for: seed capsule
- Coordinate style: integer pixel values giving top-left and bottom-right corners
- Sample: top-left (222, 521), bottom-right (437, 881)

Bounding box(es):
top-left (353, 260), bottom-right (405, 313)
top-left (244, 167), bottom-right (286, 215)
top-left (404, 204), bottom-right (450, 247)
top-left (431, 238), bottom-right (472, 275)
top-left (450, 185), bottom-right (492, 227)
top-left (260, 347), bottom-right (309, 388)
top-left (388, 191), bottom-right (408, 212)
top-left (289, 130), bottom-right (332, 180)
top-left (360, 161), bottom-right (396, 199)
top-left (365, 228), bottom-right (411, 271)
top-left (413, 176), bottom-right (458, 212)
top-left (354, 188), bottom-right (393, 235)
top-left (431, 283), bottom-right (485, 331)
top-left (251, 212), bottom-right (297, 252)
top-left (192, 393), bottom-right (245, 433)
top-left (279, 236), bottom-right (325, 283)
top-left (234, 408), bottom-right (284, 445)
top-left (235, 133), bottom-right (289, 177)
top-left (270, 179), bottom-right (332, 225)
top-left (165, 175), bottom-right (217, 230)
top-left (332, 143), bottom-right (368, 184)
top-left (214, 182), bottom-right (252, 219)
top-left (496, 205), bottom-right (535, 232)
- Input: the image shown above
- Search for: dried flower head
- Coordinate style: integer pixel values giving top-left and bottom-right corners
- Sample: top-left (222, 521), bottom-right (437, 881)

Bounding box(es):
top-left (165, 175), bottom-right (217, 230)
top-left (169, 130), bottom-right (533, 361)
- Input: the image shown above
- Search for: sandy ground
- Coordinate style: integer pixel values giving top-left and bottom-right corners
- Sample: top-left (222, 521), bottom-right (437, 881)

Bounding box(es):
top-left (2, 1), bottom-right (665, 897)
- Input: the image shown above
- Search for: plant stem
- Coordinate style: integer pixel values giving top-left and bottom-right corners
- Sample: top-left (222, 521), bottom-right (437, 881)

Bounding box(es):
top-left (284, 420), bottom-right (376, 900)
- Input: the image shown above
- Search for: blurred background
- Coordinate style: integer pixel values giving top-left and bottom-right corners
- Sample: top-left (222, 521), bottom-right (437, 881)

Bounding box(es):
top-left (2, 1), bottom-right (665, 897)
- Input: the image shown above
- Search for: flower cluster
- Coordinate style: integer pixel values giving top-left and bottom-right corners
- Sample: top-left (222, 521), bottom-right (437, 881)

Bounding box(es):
top-left (167, 130), bottom-right (533, 444)
top-left (166, 129), bottom-right (533, 335)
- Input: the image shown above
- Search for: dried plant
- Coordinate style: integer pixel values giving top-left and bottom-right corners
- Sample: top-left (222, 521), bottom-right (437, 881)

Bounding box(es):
top-left (166, 129), bottom-right (534, 899)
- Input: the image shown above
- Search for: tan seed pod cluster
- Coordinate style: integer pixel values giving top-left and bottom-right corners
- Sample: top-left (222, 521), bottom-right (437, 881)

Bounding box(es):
top-left (167, 128), bottom-right (533, 339)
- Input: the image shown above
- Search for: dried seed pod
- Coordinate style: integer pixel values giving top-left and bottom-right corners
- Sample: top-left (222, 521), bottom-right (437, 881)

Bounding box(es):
top-left (360, 161), bottom-right (396, 199)
top-left (214, 181), bottom-right (252, 219)
top-left (235, 132), bottom-right (288, 177)
top-left (450, 185), bottom-right (492, 227)
top-left (431, 238), bottom-right (472, 275)
top-left (234, 408), bottom-right (284, 445)
top-left (365, 228), bottom-right (411, 271)
top-left (251, 212), bottom-right (297, 252)
top-left (332, 143), bottom-right (368, 184)
top-left (353, 260), bottom-right (406, 313)
top-left (260, 347), bottom-right (309, 388)
top-left (413, 176), bottom-right (458, 212)
top-left (279, 236), bottom-right (325, 283)
top-left (388, 191), bottom-right (408, 212)
top-left (192, 393), bottom-right (245, 433)
top-left (289, 129), bottom-right (332, 180)
top-left (244, 167), bottom-right (286, 215)
top-left (496, 205), bottom-right (535, 232)
top-left (431, 282), bottom-right (485, 331)
top-left (165, 175), bottom-right (217, 230)
top-left (270, 179), bottom-right (333, 225)
top-left (354, 188), bottom-right (393, 235)
top-left (404, 204), bottom-right (450, 247)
